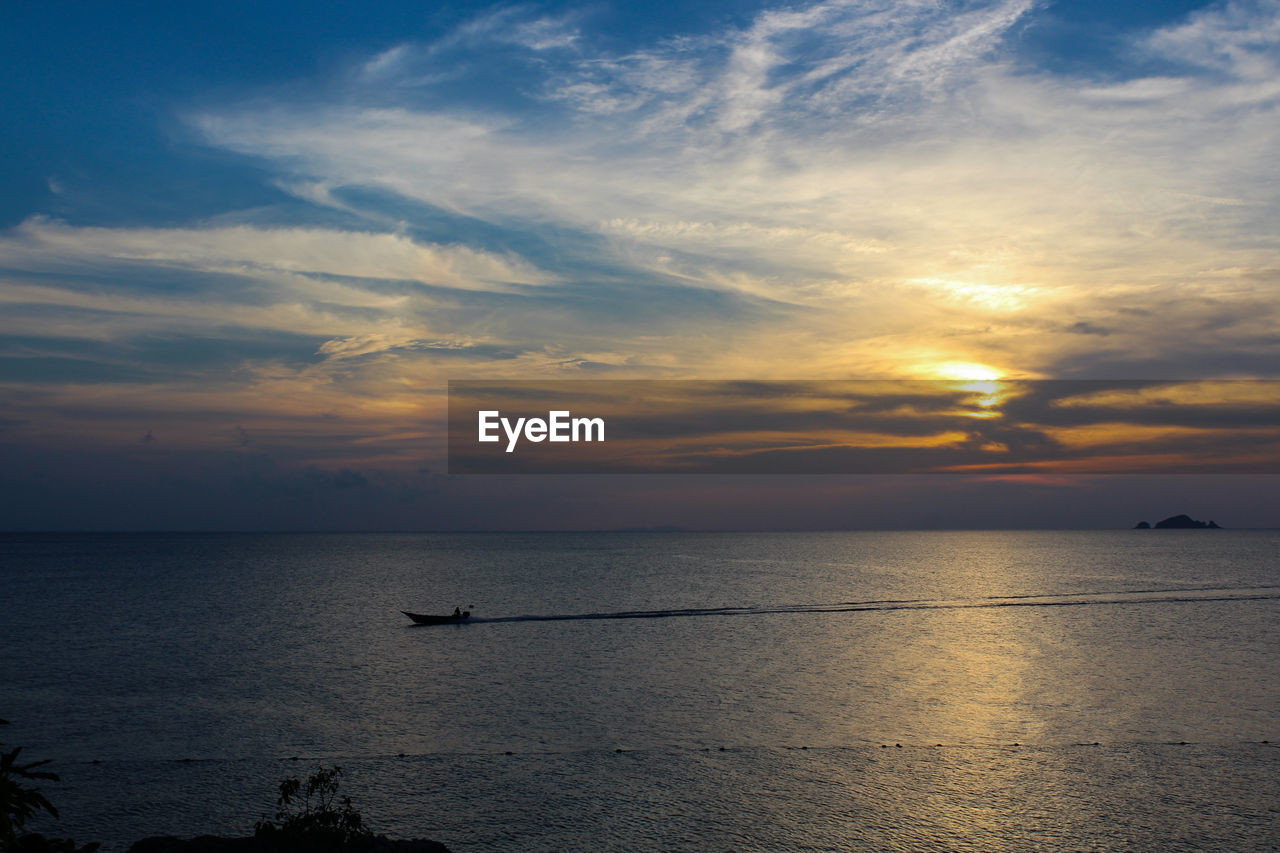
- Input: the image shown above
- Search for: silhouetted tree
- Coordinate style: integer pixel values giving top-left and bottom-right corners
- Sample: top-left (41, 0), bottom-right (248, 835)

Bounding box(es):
top-left (0, 719), bottom-right (99, 853)
top-left (254, 767), bottom-right (372, 852)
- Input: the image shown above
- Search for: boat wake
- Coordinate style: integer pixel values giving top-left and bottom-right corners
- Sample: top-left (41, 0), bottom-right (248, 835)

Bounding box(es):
top-left (462, 585), bottom-right (1280, 625)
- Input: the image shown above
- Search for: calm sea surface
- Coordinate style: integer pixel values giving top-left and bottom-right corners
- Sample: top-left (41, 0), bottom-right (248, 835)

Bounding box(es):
top-left (2, 531), bottom-right (1277, 851)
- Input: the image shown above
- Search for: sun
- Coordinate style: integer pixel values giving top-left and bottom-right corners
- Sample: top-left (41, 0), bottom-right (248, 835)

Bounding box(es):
top-left (932, 361), bottom-right (1005, 381)
top-left (924, 361), bottom-right (1011, 417)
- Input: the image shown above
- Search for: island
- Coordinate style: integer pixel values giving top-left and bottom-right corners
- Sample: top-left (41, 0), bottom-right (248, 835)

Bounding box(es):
top-left (1133, 514), bottom-right (1221, 529)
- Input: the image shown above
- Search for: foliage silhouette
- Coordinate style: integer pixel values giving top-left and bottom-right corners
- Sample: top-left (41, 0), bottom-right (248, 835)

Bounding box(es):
top-left (254, 767), bottom-right (372, 852)
top-left (0, 719), bottom-right (99, 853)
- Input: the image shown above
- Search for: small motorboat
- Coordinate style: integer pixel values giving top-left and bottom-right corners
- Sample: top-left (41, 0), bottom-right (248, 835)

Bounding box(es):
top-left (402, 609), bottom-right (471, 625)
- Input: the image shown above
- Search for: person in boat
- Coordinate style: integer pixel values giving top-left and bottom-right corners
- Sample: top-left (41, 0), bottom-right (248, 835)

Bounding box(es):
top-left (453, 606), bottom-right (462, 618)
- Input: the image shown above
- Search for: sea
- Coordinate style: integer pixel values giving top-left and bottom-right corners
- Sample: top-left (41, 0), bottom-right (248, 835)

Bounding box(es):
top-left (2, 530), bottom-right (1277, 852)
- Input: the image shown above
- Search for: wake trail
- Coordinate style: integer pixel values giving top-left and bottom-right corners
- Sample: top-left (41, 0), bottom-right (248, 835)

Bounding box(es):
top-left (461, 586), bottom-right (1280, 625)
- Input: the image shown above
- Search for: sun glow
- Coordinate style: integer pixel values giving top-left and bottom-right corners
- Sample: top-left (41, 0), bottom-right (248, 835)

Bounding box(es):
top-left (932, 366), bottom-right (1015, 418)
top-left (933, 362), bottom-right (1005, 381)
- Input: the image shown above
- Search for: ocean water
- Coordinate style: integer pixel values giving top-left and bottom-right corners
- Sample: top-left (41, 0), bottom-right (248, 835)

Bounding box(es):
top-left (1, 530), bottom-right (1277, 851)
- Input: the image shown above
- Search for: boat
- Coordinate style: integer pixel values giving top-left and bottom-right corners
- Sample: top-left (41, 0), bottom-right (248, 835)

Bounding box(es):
top-left (402, 610), bottom-right (471, 625)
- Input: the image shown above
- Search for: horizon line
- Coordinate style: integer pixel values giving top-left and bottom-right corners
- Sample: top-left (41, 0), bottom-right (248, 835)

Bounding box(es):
top-left (1, 526), bottom-right (1271, 535)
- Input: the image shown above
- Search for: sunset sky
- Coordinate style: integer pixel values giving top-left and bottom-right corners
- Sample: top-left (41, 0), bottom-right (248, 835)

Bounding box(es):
top-left (2, 0), bottom-right (1277, 529)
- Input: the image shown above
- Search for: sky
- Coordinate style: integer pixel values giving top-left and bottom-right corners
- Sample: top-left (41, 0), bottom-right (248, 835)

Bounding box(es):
top-left (1, 0), bottom-right (1277, 530)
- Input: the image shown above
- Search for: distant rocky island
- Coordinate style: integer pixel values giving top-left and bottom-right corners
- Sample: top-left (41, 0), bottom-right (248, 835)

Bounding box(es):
top-left (1133, 514), bottom-right (1221, 529)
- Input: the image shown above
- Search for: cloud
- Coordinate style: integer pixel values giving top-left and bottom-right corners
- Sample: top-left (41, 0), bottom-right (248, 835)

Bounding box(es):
top-left (3, 0), bottom-right (1280, 531)
top-left (1143, 0), bottom-right (1280, 84)
top-left (179, 0), bottom-right (1280, 382)
top-left (445, 379), bottom-right (1280, 475)
top-left (0, 216), bottom-right (575, 394)
top-left (6, 1), bottom-right (1278, 421)
top-left (1, 218), bottom-right (554, 293)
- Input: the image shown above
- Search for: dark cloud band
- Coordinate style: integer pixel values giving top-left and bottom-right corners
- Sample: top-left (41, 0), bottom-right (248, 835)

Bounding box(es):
top-left (449, 380), bottom-right (1280, 474)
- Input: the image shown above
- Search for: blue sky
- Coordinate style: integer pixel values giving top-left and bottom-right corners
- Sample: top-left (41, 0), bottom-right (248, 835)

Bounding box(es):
top-left (0, 0), bottom-right (1232, 228)
top-left (1, 0), bottom-right (1277, 529)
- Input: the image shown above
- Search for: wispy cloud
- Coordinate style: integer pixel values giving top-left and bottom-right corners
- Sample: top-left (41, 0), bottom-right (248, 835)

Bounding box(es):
top-left (2, 0), bottom-right (1279, 527)
top-left (2, 218), bottom-right (553, 292)
top-left (179, 0), bottom-right (1280, 382)
top-left (0, 217), bottom-right (565, 370)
